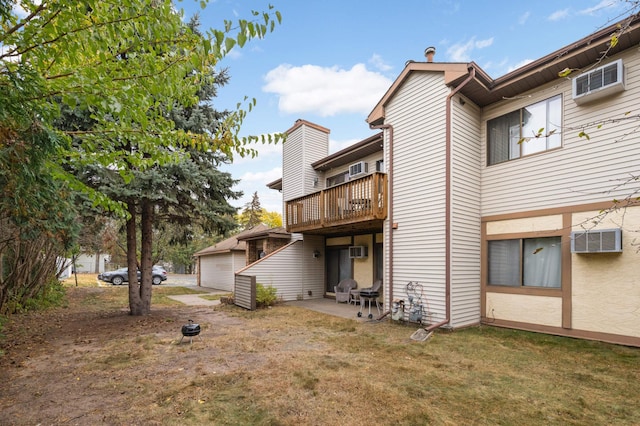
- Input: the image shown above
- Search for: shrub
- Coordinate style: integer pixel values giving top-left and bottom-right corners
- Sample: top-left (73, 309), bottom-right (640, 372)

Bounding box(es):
top-left (256, 283), bottom-right (277, 308)
top-left (14, 279), bottom-right (67, 313)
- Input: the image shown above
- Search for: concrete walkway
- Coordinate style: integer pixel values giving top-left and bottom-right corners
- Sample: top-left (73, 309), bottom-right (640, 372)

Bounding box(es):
top-left (165, 282), bottom-right (383, 321)
top-left (166, 286), bottom-right (230, 307)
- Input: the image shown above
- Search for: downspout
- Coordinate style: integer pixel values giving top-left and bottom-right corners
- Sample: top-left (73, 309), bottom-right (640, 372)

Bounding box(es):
top-left (369, 123), bottom-right (394, 310)
top-left (426, 66), bottom-right (476, 332)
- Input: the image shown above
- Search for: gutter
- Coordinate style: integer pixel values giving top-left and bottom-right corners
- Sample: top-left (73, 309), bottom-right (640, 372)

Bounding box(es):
top-left (426, 66), bottom-right (476, 332)
top-left (368, 123), bottom-right (394, 308)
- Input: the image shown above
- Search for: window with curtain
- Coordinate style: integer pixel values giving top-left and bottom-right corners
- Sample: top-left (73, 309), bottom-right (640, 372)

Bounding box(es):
top-left (488, 236), bottom-right (561, 288)
top-left (487, 95), bottom-right (562, 166)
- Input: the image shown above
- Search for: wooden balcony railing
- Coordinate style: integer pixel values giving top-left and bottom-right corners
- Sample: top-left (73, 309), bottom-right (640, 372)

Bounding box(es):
top-left (285, 172), bottom-right (387, 233)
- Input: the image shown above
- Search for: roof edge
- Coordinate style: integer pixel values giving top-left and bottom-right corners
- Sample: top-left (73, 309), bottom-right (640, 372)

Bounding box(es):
top-left (285, 119), bottom-right (331, 135)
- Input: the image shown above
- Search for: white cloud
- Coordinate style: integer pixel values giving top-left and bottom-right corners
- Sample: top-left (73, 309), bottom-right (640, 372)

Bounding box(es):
top-left (507, 58), bottom-right (534, 73)
top-left (579, 0), bottom-right (619, 15)
top-left (446, 37), bottom-right (494, 62)
top-left (12, 3), bottom-right (29, 19)
top-left (368, 54), bottom-right (393, 72)
top-left (548, 8), bottom-right (570, 21)
top-left (329, 138), bottom-right (362, 154)
top-left (228, 166), bottom-right (284, 213)
top-left (518, 11), bottom-right (531, 25)
top-left (238, 167), bottom-right (283, 184)
top-left (262, 63), bottom-right (392, 116)
top-left (231, 137), bottom-right (282, 166)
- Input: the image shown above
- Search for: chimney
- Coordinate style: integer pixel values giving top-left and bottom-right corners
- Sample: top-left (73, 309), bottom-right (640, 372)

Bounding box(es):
top-left (425, 46), bottom-right (436, 63)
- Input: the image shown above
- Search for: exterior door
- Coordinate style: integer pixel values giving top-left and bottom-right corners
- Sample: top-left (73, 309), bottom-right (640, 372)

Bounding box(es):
top-left (326, 247), bottom-right (352, 293)
top-left (374, 242), bottom-right (383, 282)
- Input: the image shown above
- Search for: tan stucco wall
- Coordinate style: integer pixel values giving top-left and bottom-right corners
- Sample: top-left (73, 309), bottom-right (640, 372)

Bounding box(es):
top-left (353, 234), bottom-right (373, 288)
top-left (571, 206), bottom-right (640, 338)
top-left (486, 293), bottom-right (562, 327)
top-left (486, 215), bottom-right (563, 235)
top-left (326, 236), bottom-right (351, 246)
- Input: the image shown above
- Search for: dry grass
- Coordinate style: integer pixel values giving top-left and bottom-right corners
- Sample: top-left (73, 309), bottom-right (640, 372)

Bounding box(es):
top-left (204, 307), bottom-right (640, 425)
top-left (2, 286), bottom-right (639, 425)
top-left (60, 273), bottom-right (210, 307)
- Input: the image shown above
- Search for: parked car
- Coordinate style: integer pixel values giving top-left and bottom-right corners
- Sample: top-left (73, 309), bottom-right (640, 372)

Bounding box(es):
top-left (98, 266), bottom-right (168, 286)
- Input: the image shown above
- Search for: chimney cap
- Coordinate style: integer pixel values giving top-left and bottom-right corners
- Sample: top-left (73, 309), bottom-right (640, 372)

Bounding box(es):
top-left (424, 46), bottom-right (436, 62)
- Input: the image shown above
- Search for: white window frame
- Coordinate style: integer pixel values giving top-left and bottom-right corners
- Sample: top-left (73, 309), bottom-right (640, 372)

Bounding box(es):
top-left (487, 95), bottom-right (562, 166)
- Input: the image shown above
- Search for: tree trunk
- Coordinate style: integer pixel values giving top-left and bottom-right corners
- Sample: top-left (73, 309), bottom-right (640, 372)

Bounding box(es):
top-left (127, 202), bottom-right (143, 315)
top-left (94, 251), bottom-right (100, 273)
top-left (138, 199), bottom-right (154, 315)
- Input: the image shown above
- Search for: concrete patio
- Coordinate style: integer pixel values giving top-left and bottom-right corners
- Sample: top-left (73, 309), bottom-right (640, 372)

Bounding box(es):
top-left (287, 298), bottom-right (384, 321)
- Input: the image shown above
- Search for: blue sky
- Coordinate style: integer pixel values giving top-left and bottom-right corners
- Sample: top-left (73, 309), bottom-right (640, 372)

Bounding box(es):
top-left (177, 0), bottom-right (635, 214)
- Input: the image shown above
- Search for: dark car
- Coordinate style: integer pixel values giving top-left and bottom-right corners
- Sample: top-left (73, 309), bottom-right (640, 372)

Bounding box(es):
top-left (98, 266), bottom-right (168, 286)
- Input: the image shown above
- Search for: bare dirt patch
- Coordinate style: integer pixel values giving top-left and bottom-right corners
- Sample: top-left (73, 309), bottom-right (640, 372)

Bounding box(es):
top-left (0, 287), bottom-right (254, 425)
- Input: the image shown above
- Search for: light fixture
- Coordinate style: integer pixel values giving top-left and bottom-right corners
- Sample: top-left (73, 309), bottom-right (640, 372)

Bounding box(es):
top-left (312, 250), bottom-right (321, 259)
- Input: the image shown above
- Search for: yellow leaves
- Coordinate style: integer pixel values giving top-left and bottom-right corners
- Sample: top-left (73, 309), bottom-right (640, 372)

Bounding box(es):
top-left (558, 68), bottom-right (573, 78)
top-left (578, 131), bottom-right (590, 140)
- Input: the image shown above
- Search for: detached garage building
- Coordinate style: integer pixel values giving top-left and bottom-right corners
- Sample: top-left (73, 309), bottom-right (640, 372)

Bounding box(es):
top-left (194, 224), bottom-right (290, 291)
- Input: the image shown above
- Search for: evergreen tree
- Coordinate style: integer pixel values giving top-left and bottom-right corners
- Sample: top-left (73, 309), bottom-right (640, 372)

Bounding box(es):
top-left (239, 192), bottom-right (264, 229)
top-left (1, 1), bottom-right (281, 315)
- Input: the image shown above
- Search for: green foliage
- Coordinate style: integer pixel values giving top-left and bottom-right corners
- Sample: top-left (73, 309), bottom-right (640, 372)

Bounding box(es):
top-left (2, 0), bottom-right (284, 212)
top-left (238, 191), bottom-right (264, 230)
top-left (9, 278), bottom-right (67, 314)
top-left (255, 283), bottom-right (277, 308)
top-left (1, 1), bottom-right (282, 316)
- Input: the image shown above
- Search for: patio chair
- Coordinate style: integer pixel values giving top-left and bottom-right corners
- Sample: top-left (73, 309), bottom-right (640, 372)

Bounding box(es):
top-left (334, 278), bottom-right (357, 303)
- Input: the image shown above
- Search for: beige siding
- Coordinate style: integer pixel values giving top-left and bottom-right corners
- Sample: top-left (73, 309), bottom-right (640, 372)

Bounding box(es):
top-left (450, 95), bottom-right (482, 327)
top-left (238, 237), bottom-right (325, 301)
top-left (75, 253), bottom-right (106, 273)
top-left (321, 152), bottom-right (384, 187)
top-left (481, 49), bottom-right (640, 216)
top-left (283, 123), bottom-right (329, 204)
top-left (385, 72), bottom-right (449, 323)
top-left (199, 252), bottom-right (242, 291)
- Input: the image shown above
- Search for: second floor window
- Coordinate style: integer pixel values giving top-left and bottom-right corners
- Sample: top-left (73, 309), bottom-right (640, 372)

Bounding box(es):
top-left (326, 171), bottom-right (349, 187)
top-left (487, 95), bottom-right (562, 166)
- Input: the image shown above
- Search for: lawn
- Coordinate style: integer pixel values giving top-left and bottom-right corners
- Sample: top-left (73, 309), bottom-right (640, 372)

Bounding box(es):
top-left (0, 280), bottom-right (638, 425)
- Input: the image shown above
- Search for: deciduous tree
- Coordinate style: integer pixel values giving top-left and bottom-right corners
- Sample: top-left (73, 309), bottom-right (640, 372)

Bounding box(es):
top-left (1, 1), bottom-right (282, 315)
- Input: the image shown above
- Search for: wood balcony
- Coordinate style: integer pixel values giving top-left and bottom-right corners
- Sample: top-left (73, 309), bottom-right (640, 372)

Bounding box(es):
top-left (285, 172), bottom-right (387, 234)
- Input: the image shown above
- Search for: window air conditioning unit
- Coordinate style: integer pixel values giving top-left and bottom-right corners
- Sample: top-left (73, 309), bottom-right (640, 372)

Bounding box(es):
top-left (572, 59), bottom-right (624, 105)
top-left (349, 246), bottom-right (368, 258)
top-left (571, 228), bottom-right (622, 253)
top-left (348, 161), bottom-right (368, 177)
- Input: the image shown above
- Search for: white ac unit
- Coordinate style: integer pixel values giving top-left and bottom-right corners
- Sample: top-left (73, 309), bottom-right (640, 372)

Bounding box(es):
top-left (348, 161), bottom-right (368, 177)
top-left (349, 246), bottom-right (368, 258)
top-left (571, 228), bottom-right (622, 253)
top-left (572, 59), bottom-right (625, 105)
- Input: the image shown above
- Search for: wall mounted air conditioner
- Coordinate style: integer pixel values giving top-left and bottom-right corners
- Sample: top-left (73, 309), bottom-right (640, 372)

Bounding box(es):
top-left (348, 161), bottom-right (368, 177)
top-left (572, 59), bottom-right (625, 105)
top-left (349, 246), bottom-right (368, 258)
top-left (571, 228), bottom-right (622, 253)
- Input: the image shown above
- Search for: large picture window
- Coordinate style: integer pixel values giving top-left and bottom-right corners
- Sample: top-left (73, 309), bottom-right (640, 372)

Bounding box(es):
top-left (488, 237), bottom-right (561, 288)
top-left (487, 95), bottom-right (562, 165)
